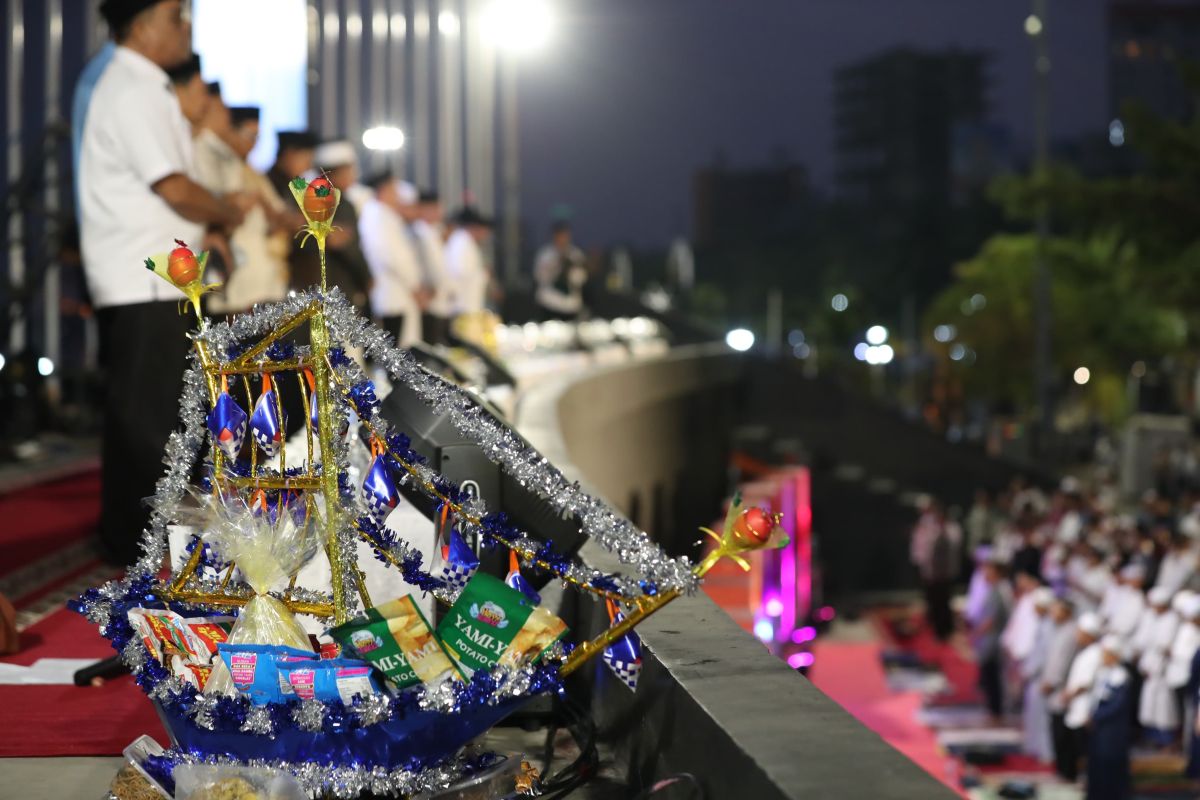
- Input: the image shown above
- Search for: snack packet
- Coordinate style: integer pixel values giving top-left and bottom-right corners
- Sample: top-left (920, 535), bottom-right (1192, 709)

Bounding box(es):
top-left (217, 644), bottom-right (317, 705)
top-left (328, 595), bottom-right (462, 689)
top-left (436, 573), bottom-right (568, 675)
top-left (276, 658), bottom-right (383, 705)
top-left (170, 656), bottom-right (213, 691)
top-left (127, 609), bottom-right (234, 666)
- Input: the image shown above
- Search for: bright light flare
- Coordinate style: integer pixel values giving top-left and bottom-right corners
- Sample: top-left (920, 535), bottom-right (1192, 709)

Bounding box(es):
top-left (362, 125), bottom-right (406, 151)
top-left (725, 328), bottom-right (755, 352)
top-left (1074, 366), bottom-right (1091, 385)
top-left (482, 0), bottom-right (553, 53)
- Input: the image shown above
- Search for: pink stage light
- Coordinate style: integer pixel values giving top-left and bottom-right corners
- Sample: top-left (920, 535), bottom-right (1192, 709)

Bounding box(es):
top-left (765, 597), bottom-right (784, 617)
top-left (791, 626), bottom-right (817, 644)
top-left (787, 652), bottom-right (815, 669)
top-left (817, 605), bottom-right (836, 622)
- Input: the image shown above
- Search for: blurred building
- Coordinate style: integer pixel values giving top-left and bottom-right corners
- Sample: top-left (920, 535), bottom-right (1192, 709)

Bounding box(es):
top-left (1109, 1), bottom-right (1200, 123)
top-left (833, 49), bottom-right (990, 208)
top-left (692, 161), bottom-right (810, 249)
top-left (830, 48), bottom-right (998, 307)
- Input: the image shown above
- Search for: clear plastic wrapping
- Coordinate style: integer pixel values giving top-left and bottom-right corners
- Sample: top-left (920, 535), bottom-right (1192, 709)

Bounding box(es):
top-left (192, 492), bottom-right (321, 695)
top-left (174, 763), bottom-right (305, 800)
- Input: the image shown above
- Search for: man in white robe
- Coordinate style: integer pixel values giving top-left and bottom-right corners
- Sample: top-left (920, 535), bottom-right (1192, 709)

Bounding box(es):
top-left (1021, 587), bottom-right (1056, 762)
top-left (1154, 536), bottom-right (1198, 597)
top-left (1060, 612), bottom-right (1105, 782)
top-left (1167, 594), bottom-right (1200, 752)
top-left (1106, 564), bottom-right (1146, 640)
top-left (1043, 598), bottom-right (1081, 779)
top-left (1139, 589), bottom-right (1184, 745)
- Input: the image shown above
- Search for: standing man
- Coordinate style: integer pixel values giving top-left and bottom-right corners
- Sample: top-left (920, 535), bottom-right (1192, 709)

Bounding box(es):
top-left (165, 53), bottom-right (207, 129)
top-left (413, 189), bottom-right (451, 345)
top-left (444, 206), bottom-right (495, 319)
top-left (359, 173), bottom-right (427, 346)
top-left (220, 107), bottom-right (290, 311)
top-left (267, 131), bottom-right (318, 204)
top-left (81, 0), bottom-right (246, 565)
top-left (1085, 636), bottom-right (1134, 800)
top-left (292, 140), bottom-right (371, 309)
top-left (1021, 587), bottom-right (1056, 763)
top-left (1060, 612), bottom-right (1105, 783)
top-left (972, 558), bottom-right (1010, 721)
top-left (533, 220), bottom-right (587, 320)
top-left (1042, 597), bottom-right (1080, 774)
top-left (911, 498), bottom-right (959, 641)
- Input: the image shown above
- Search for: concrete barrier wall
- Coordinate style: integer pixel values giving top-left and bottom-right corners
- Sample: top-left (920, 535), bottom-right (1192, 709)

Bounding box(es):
top-left (517, 348), bottom-right (955, 800)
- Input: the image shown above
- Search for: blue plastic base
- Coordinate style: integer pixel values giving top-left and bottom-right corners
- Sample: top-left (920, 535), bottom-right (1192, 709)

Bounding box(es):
top-left (157, 695), bottom-right (532, 768)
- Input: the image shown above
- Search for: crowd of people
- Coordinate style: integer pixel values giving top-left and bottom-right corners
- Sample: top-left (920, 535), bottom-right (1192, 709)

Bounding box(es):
top-left (911, 477), bottom-right (1200, 799)
top-left (71, 0), bottom-right (597, 566)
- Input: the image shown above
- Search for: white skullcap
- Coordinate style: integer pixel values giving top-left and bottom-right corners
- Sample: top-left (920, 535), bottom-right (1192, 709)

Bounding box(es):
top-left (1101, 634), bottom-right (1125, 656)
top-left (396, 180), bottom-right (418, 205)
top-left (1031, 587), bottom-right (1055, 608)
top-left (314, 139), bottom-right (357, 170)
top-left (1183, 594), bottom-right (1200, 620)
top-left (1077, 612), bottom-right (1103, 637)
top-left (1148, 587), bottom-right (1172, 607)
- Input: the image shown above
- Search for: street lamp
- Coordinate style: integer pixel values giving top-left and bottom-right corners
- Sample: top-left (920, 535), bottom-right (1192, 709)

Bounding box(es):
top-left (482, 0), bottom-right (555, 286)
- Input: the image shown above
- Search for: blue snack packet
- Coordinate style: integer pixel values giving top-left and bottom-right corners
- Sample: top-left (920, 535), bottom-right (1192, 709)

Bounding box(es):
top-left (217, 643), bottom-right (317, 705)
top-left (277, 657), bottom-right (383, 705)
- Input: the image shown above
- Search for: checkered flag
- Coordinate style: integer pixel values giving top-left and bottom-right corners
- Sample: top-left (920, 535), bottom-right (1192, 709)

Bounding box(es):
top-left (439, 529), bottom-right (479, 593)
top-left (602, 602), bottom-right (642, 691)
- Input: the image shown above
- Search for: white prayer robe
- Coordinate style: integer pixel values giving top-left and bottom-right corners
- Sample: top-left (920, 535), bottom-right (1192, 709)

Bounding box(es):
top-left (1065, 642), bottom-right (1104, 729)
top-left (1167, 621), bottom-right (1200, 689)
top-left (1022, 617), bottom-right (1055, 762)
top-left (1140, 611), bottom-right (1183, 730)
top-left (1003, 592), bottom-right (1040, 664)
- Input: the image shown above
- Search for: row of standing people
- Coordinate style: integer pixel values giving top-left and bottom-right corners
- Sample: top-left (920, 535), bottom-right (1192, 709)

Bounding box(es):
top-left (914, 475), bottom-right (1200, 799)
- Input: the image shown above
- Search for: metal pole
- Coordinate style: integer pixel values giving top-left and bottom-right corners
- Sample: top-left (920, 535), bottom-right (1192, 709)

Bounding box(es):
top-left (1031, 0), bottom-right (1054, 455)
top-left (501, 53), bottom-right (520, 286)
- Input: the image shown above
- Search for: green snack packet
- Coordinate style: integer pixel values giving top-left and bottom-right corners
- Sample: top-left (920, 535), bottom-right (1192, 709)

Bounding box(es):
top-left (437, 573), bottom-right (568, 675)
top-left (328, 595), bottom-right (462, 689)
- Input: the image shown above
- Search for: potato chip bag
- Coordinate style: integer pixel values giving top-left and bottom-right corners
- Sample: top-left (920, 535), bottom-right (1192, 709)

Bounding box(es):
top-left (328, 595), bottom-right (462, 689)
top-left (436, 573), bottom-right (567, 675)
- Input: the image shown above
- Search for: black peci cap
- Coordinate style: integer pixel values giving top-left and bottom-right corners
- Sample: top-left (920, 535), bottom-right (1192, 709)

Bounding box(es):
top-left (417, 188), bottom-right (440, 204)
top-left (205, 81), bottom-right (222, 98)
top-left (229, 106), bottom-right (261, 125)
top-left (450, 206), bottom-right (494, 228)
top-left (277, 130), bottom-right (319, 152)
top-left (99, 0), bottom-right (164, 29)
top-left (365, 169), bottom-right (395, 190)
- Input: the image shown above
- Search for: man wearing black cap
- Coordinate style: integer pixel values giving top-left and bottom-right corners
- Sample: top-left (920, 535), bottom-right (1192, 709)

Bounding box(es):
top-left (165, 52), bottom-right (207, 129)
top-left (412, 189), bottom-right (451, 345)
top-left (194, 82), bottom-right (241, 196)
top-left (219, 106), bottom-right (291, 311)
top-left (267, 131), bottom-right (318, 203)
top-left (80, 0), bottom-right (249, 565)
top-left (444, 206), bottom-right (495, 320)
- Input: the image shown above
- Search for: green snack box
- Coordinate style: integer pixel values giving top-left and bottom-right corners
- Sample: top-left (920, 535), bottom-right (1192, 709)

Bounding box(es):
top-left (328, 595), bottom-right (462, 689)
top-left (437, 573), bottom-right (568, 675)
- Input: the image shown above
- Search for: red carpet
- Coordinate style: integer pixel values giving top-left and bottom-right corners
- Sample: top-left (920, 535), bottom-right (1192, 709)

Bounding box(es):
top-left (808, 638), bottom-right (967, 798)
top-left (0, 607), bottom-right (167, 756)
top-left (0, 469), bottom-right (102, 574)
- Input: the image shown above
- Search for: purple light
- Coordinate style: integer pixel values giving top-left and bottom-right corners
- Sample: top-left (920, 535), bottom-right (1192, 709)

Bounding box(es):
top-left (765, 597), bottom-right (784, 617)
top-left (791, 626), bottom-right (817, 644)
top-left (754, 619), bottom-right (774, 642)
top-left (787, 652), bottom-right (815, 669)
top-left (817, 605), bottom-right (836, 622)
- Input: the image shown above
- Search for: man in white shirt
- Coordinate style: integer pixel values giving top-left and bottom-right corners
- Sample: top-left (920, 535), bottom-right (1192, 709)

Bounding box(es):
top-left (1138, 587), bottom-right (1180, 746)
top-left (80, 0), bottom-right (245, 564)
top-left (1041, 598), bottom-right (1079, 775)
top-left (1058, 612), bottom-right (1103, 782)
top-left (444, 206), bottom-right (495, 318)
top-left (412, 189), bottom-right (451, 345)
top-left (359, 175), bottom-right (427, 347)
top-left (533, 220), bottom-right (587, 320)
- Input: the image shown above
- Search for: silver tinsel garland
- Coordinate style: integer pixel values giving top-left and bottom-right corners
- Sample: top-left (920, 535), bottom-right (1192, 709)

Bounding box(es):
top-left (153, 748), bottom-right (484, 799)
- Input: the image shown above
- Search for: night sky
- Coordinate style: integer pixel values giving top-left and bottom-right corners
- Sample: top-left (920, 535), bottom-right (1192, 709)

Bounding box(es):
top-left (517, 0), bottom-right (1110, 251)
